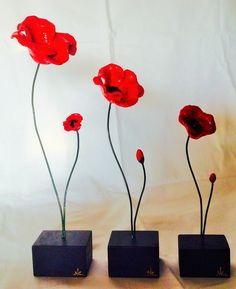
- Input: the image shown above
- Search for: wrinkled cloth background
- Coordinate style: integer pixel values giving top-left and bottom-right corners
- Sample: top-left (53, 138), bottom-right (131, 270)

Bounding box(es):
top-left (1, 0), bottom-right (236, 288)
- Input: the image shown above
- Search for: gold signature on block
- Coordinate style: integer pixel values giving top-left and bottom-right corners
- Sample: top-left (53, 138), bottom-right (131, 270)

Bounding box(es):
top-left (216, 267), bottom-right (228, 277)
top-left (73, 268), bottom-right (84, 277)
top-left (146, 266), bottom-right (157, 277)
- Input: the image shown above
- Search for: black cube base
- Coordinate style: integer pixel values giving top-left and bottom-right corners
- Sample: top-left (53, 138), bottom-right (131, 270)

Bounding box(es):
top-left (32, 230), bottom-right (92, 277)
top-left (108, 230), bottom-right (159, 278)
top-left (178, 234), bottom-right (230, 278)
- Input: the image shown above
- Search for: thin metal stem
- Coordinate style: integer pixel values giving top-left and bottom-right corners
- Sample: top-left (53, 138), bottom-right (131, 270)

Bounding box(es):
top-left (62, 131), bottom-right (80, 239)
top-left (185, 136), bottom-right (203, 236)
top-left (202, 182), bottom-right (214, 236)
top-left (133, 163), bottom-right (146, 239)
top-left (31, 64), bottom-right (64, 238)
top-left (107, 103), bottom-right (134, 239)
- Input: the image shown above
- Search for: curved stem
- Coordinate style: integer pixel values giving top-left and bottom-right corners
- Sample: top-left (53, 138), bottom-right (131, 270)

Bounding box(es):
top-left (31, 64), bottom-right (64, 238)
top-left (62, 131), bottom-right (80, 239)
top-left (133, 163), bottom-right (146, 239)
top-left (107, 103), bottom-right (134, 239)
top-left (185, 136), bottom-right (203, 236)
top-left (202, 182), bottom-right (214, 236)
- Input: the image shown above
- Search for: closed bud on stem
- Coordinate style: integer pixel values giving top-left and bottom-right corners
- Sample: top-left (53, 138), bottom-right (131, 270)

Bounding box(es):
top-left (209, 173), bottom-right (216, 183)
top-left (136, 149), bottom-right (144, 164)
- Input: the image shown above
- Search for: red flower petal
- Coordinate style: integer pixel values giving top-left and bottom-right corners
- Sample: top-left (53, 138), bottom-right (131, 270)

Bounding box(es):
top-left (98, 63), bottom-right (124, 87)
top-left (93, 76), bottom-right (103, 85)
top-left (27, 43), bottom-right (57, 64)
top-left (17, 16), bottom-right (56, 45)
top-left (55, 32), bottom-right (77, 55)
top-left (47, 34), bottom-right (70, 65)
top-left (179, 105), bottom-right (216, 139)
top-left (11, 28), bottom-right (33, 47)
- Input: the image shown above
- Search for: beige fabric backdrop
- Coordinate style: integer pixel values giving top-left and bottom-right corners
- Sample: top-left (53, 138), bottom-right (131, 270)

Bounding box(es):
top-left (1, 0), bottom-right (236, 288)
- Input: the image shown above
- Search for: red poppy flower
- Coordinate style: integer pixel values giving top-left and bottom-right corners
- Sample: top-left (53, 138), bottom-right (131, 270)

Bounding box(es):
top-left (63, 113), bottom-right (83, 132)
top-left (11, 15), bottom-right (77, 65)
top-left (179, 105), bottom-right (216, 139)
top-left (93, 63), bottom-right (144, 107)
top-left (136, 149), bottom-right (144, 164)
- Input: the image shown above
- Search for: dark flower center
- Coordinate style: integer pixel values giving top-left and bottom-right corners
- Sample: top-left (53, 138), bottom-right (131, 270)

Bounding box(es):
top-left (48, 52), bottom-right (57, 58)
top-left (188, 119), bottom-right (202, 132)
top-left (70, 120), bottom-right (78, 127)
top-left (106, 86), bottom-right (121, 93)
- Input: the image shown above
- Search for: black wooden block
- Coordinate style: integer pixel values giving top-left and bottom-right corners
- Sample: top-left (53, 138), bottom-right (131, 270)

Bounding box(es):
top-left (108, 230), bottom-right (159, 278)
top-left (178, 234), bottom-right (230, 278)
top-left (32, 230), bottom-right (92, 277)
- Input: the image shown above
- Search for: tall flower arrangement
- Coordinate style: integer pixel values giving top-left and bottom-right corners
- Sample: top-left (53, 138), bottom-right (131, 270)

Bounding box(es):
top-left (179, 105), bottom-right (217, 236)
top-left (93, 63), bottom-right (146, 239)
top-left (12, 16), bottom-right (80, 240)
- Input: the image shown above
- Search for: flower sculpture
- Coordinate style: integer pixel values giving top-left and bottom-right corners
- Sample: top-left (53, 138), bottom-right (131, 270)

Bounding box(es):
top-left (62, 113), bottom-right (82, 238)
top-left (93, 63), bottom-right (146, 239)
top-left (63, 113), bottom-right (83, 131)
top-left (179, 105), bottom-right (216, 139)
top-left (179, 105), bottom-right (217, 236)
top-left (12, 16), bottom-right (78, 240)
top-left (12, 15), bottom-right (76, 65)
top-left (93, 63), bottom-right (144, 107)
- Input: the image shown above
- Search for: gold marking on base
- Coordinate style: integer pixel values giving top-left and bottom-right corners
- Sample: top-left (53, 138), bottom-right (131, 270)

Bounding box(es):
top-left (146, 266), bottom-right (157, 277)
top-left (73, 268), bottom-right (84, 277)
top-left (216, 266), bottom-right (228, 277)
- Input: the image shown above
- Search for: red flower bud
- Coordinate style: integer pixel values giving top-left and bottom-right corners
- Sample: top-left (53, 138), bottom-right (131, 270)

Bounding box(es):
top-left (136, 149), bottom-right (144, 164)
top-left (209, 173), bottom-right (216, 183)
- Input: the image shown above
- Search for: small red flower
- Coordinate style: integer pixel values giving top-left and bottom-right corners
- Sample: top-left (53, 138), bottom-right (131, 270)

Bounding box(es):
top-left (136, 149), bottom-right (144, 164)
top-left (63, 113), bottom-right (83, 132)
top-left (209, 173), bottom-right (216, 183)
top-left (179, 105), bottom-right (216, 139)
top-left (93, 63), bottom-right (144, 107)
top-left (12, 15), bottom-right (77, 65)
